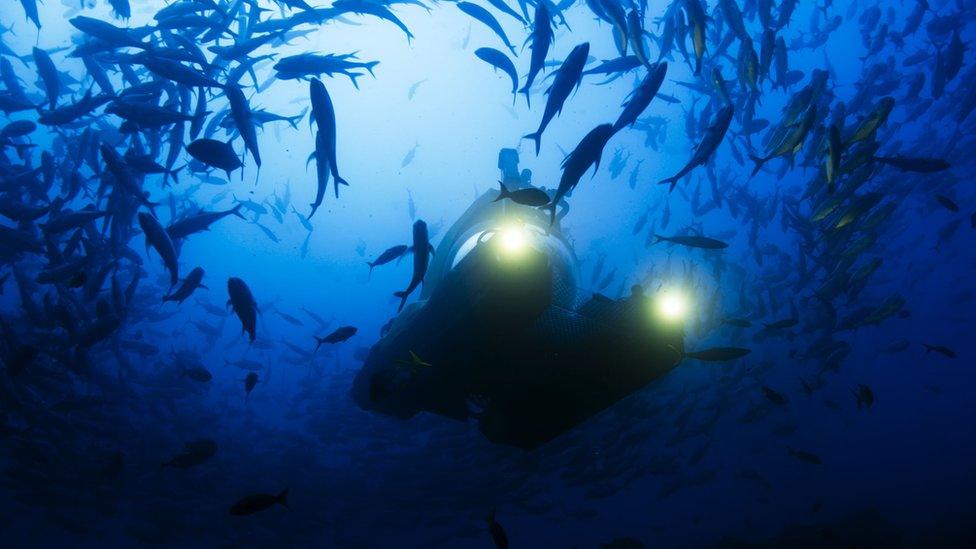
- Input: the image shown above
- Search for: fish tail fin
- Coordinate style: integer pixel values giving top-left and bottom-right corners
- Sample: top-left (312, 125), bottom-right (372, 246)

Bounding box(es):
top-left (313, 336), bottom-right (325, 352)
top-left (518, 85), bottom-right (531, 108)
top-left (651, 234), bottom-right (665, 245)
top-left (922, 343), bottom-right (933, 353)
top-left (748, 154), bottom-right (766, 177)
top-left (333, 176), bottom-right (349, 198)
top-left (393, 291), bottom-right (408, 312)
top-left (166, 164), bottom-right (185, 187)
top-left (493, 181), bottom-right (510, 202)
top-left (365, 61), bottom-right (379, 77)
top-left (523, 131), bottom-right (542, 155)
top-left (277, 488), bottom-right (289, 508)
top-left (230, 203), bottom-right (246, 220)
top-left (657, 176), bottom-right (678, 191)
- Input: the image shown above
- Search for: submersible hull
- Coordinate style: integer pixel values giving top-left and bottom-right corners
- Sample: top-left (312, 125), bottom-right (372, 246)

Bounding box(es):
top-left (351, 191), bottom-right (684, 449)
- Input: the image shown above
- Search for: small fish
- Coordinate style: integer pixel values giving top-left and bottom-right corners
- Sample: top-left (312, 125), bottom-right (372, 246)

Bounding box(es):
top-left (164, 267), bottom-right (207, 304)
top-left (230, 489), bottom-right (288, 516)
top-left (314, 326), bottom-right (357, 350)
top-left (162, 439), bottom-right (217, 470)
top-left (923, 344), bottom-right (957, 359)
top-left (675, 346), bottom-right (751, 362)
top-left (475, 47), bottom-right (519, 100)
top-left (367, 244), bottom-right (409, 274)
top-left (493, 182), bottom-right (550, 207)
top-left (762, 386), bottom-right (788, 406)
top-left (853, 384), bottom-right (874, 409)
top-left (652, 234), bottom-right (728, 250)
top-left (243, 372), bottom-right (259, 401)
top-left (935, 195), bottom-right (960, 213)
top-left (787, 447), bottom-right (822, 465)
top-left (184, 366), bottom-right (213, 383)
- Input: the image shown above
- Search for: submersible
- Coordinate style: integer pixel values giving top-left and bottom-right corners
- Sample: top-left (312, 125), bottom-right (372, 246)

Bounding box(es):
top-left (352, 150), bottom-right (685, 449)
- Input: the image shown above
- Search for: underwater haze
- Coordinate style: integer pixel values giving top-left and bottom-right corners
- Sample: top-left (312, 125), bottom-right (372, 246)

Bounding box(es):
top-left (2, 0), bottom-right (976, 546)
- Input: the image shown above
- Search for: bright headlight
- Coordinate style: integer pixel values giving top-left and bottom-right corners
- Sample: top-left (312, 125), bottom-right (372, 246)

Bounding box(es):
top-left (655, 289), bottom-right (689, 322)
top-left (498, 223), bottom-right (528, 255)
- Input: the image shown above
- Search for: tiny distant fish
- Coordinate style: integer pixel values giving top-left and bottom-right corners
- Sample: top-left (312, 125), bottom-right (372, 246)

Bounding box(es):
top-left (652, 234), bottom-right (728, 249)
top-left (853, 384), bottom-right (874, 409)
top-left (762, 386), bottom-right (788, 406)
top-left (923, 343), bottom-right (957, 359)
top-left (678, 347), bottom-right (751, 362)
top-left (230, 489), bottom-right (288, 516)
top-left (407, 79), bottom-right (426, 100)
top-left (935, 195), bottom-right (959, 213)
top-left (243, 372), bottom-right (259, 400)
top-left (184, 366), bottom-right (212, 383)
top-left (275, 310), bottom-right (304, 327)
top-left (401, 142), bottom-right (419, 168)
top-left (787, 446), bottom-right (822, 465)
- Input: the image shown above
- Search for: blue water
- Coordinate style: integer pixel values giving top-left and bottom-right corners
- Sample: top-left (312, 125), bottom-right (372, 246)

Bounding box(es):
top-left (1, 0), bottom-right (975, 546)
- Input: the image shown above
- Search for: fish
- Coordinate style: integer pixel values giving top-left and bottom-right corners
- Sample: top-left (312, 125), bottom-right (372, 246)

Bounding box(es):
top-left (762, 386), bottom-right (788, 405)
top-left (853, 384), bottom-right (874, 409)
top-left (227, 277), bottom-right (258, 342)
top-left (935, 195), bottom-right (959, 213)
top-left (674, 346), bottom-right (752, 362)
top-left (658, 106), bottom-right (734, 190)
top-left (611, 62), bottom-right (668, 134)
top-left (137, 212), bottom-right (180, 287)
top-left (544, 123), bottom-right (614, 225)
top-left (243, 372), bottom-right (260, 400)
top-left (401, 143), bottom-right (419, 168)
top-left (314, 326), bottom-right (357, 350)
top-left (164, 267), bottom-right (207, 304)
top-left (923, 344), bottom-right (957, 359)
top-left (652, 234), bottom-right (729, 250)
top-left (395, 220), bottom-right (434, 311)
top-left (229, 489), bottom-right (288, 516)
top-left (273, 52), bottom-right (379, 87)
top-left (519, 3), bottom-right (553, 107)
top-left (873, 156), bottom-right (950, 173)
top-left (275, 310), bottom-right (304, 327)
top-left (166, 205), bottom-right (246, 240)
top-left (523, 43), bottom-right (590, 155)
top-left (787, 447), bottom-right (822, 465)
top-left (186, 139), bottom-right (243, 177)
top-left (184, 366), bottom-right (213, 383)
top-left (749, 105), bottom-right (816, 176)
top-left (309, 78), bottom-right (349, 213)
top-left (475, 47), bottom-right (519, 100)
top-left (162, 439), bottom-right (217, 470)
top-left (457, 2), bottom-right (517, 56)
top-left (367, 244), bottom-right (409, 273)
top-left (334, 1), bottom-right (414, 42)
top-left (32, 47), bottom-right (60, 109)
top-left (493, 182), bottom-right (550, 207)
